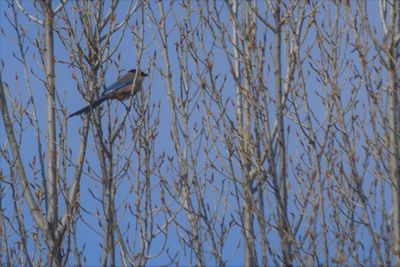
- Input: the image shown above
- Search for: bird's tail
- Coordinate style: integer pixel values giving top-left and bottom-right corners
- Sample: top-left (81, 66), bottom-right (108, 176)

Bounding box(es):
top-left (68, 96), bottom-right (107, 118)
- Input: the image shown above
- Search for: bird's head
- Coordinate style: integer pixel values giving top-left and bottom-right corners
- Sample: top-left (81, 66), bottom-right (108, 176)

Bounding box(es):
top-left (129, 69), bottom-right (148, 77)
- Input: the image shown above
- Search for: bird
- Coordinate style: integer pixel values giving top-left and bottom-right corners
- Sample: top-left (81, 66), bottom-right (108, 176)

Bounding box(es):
top-left (68, 69), bottom-right (148, 118)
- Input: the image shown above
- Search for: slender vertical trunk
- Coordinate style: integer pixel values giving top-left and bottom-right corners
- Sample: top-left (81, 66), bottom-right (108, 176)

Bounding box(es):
top-left (243, 2), bottom-right (258, 265)
top-left (41, 0), bottom-right (59, 264)
top-left (273, 0), bottom-right (291, 265)
top-left (388, 42), bottom-right (400, 266)
top-left (243, 185), bottom-right (257, 267)
top-left (230, 1), bottom-right (257, 265)
top-left (88, 69), bottom-right (116, 267)
top-left (386, 1), bottom-right (400, 264)
top-left (104, 177), bottom-right (116, 267)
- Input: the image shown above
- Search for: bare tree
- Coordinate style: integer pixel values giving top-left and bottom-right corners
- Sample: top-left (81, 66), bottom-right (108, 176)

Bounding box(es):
top-left (1, 0), bottom-right (399, 266)
top-left (0, 0), bottom-right (159, 265)
top-left (1, 0), bottom-right (76, 265)
top-left (356, 0), bottom-right (399, 264)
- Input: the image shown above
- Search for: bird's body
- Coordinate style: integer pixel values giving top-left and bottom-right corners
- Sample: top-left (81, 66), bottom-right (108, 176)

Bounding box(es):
top-left (68, 69), bottom-right (147, 118)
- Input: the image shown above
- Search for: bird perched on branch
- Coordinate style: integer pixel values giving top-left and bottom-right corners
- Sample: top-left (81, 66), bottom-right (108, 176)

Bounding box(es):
top-left (68, 69), bottom-right (148, 118)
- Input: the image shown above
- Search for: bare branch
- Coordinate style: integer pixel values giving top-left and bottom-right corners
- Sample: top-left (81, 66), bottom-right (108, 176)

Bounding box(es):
top-left (14, 0), bottom-right (43, 25)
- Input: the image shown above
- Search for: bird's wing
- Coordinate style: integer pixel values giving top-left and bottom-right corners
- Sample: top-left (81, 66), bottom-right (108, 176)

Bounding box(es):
top-left (102, 79), bottom-right (133, 96)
